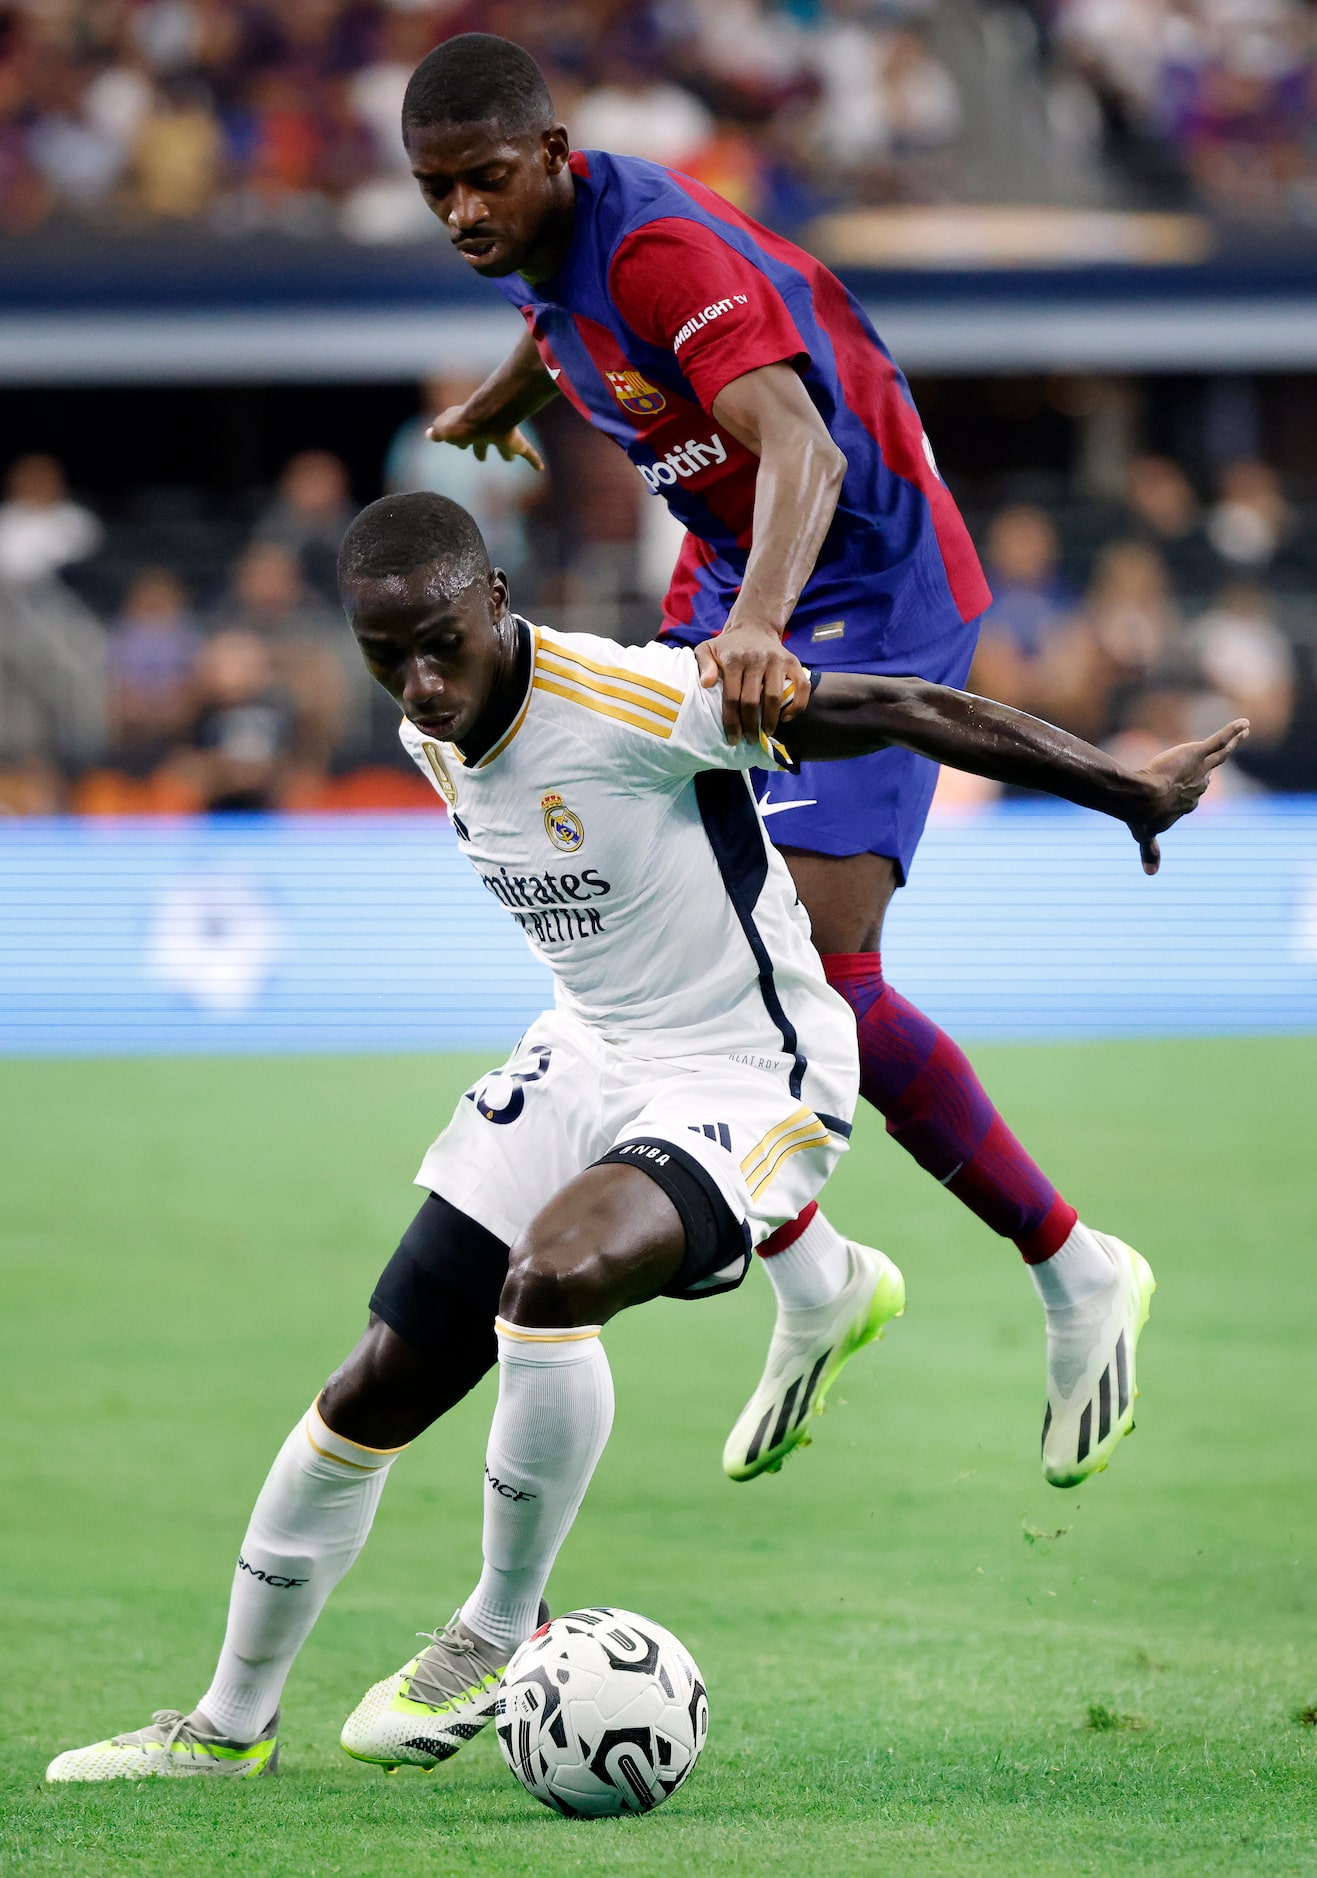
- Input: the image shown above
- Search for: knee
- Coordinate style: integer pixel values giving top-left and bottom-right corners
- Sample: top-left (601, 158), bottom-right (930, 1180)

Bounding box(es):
top-left (318, 1319), bottom-right (438, 1448)
top-left (499, 1231), bottom-right (614, 1329)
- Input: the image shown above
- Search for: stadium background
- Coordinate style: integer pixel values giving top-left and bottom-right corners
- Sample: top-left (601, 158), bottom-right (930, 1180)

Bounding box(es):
top-left (4, 0), bottom-right (1317, 1046)
top-left (3, 4), bottom-right (1316, 1874)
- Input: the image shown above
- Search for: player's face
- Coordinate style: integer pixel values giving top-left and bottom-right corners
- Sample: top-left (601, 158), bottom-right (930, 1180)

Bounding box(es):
top-left (405, 120), bottom-right (572, 278)
top-left (347, 565), bottom-right (515, 747)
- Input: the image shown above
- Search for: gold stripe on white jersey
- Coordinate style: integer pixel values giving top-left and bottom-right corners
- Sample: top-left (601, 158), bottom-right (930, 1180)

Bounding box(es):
top-left (535, 642), bottom-right (682, 729)
top-left (536, 656), bottom-right (681, 726)
top-left (532, 674), bottom-right (678, 740)
top-left (536, 632), bottom-right (685, 708)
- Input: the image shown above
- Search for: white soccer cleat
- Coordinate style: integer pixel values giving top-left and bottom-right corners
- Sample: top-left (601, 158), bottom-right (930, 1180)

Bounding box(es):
top-left (341, 1603), bottom-right (547, 1772)
top-left (45, 1708), bottom-right (278, 1782)
top-left (1041, 1233), bottom-right (1155, 1488)
top-left (723, 1240), bottom-right (906, 1481)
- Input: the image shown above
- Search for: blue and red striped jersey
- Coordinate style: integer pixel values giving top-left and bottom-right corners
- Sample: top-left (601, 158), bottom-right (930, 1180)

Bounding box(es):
top-left (495, 150), bottom-right (991, 651)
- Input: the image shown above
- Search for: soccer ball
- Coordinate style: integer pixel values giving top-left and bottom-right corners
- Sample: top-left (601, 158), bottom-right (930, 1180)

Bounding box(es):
top-left (495, 1607), bottom-right (709, 1817)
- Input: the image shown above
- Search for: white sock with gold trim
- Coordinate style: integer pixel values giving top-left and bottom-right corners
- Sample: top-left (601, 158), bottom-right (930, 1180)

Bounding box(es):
top-left (195, 1402), bottom-right (404, 1742)
top-left (460, 1319), bottom-right (614, 1655)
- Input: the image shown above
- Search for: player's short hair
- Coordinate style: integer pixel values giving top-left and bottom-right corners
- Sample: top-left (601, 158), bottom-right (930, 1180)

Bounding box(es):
top-left (402, 34), bottom-right (554, 140)
top-left (337, 493), bottom-right (492, 596)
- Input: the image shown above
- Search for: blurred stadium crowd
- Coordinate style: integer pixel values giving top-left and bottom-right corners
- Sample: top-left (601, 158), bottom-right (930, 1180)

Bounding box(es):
top-left (2, 418), bottom-right (1315, 814)
top-left (2, 1), bottom-right (1315, 815)
top-left (1, 0), bottom-right (1315, 239)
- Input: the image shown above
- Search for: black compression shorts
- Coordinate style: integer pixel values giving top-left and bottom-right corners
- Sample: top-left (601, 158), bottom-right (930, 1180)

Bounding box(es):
top-left (370, 1146), bottom-right (748, 1364)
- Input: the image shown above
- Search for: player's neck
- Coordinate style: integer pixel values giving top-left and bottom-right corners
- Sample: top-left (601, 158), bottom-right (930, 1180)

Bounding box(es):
top-left (454, 616), bottom-right (532, 766)
top-left (518, 174), bottom-right (576, 284)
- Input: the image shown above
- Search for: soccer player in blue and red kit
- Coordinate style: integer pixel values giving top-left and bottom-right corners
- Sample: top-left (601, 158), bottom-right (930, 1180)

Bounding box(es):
top-left (407, 34), bottom-right (1151, 1488)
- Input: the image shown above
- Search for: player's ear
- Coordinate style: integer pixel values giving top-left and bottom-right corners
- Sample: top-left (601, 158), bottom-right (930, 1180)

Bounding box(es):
top-left (489, 567), bottom-right (510, 614)
top-left (542, 125), bottom-right (570, 174)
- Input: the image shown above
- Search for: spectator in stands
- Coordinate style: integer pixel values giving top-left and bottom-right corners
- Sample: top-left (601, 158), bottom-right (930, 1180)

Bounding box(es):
top-left (1189, 581), bottom-right (1296, 746)
top-left (178, 630), bottom-right (296, 814)
top-left (803, 8), bottom-right (962, 198)
top-left (26, 63), bottom-right (127, 214)
top-left (127, 77), bottom-right (222, 222)
top-left (210, 541), bottom-right (366, 767)
top-left (882, 26), bottom-right (964, 160)
top-left (0, 455), bottom-right (102, 586)
top-left (669, 0), bottom-right (809, 123)
top-left (1083, 536), bottom-right (1184, 676)
top-left (1121, 453), bottom-right (1218, 593)
top-left (253, 451), bottom-right (354, 602)
top-left (0, 576), bottom-right (106, 803)
top-left (1205, 458), bottom-right (1294, 571)
top-left (105, 568), bottom-right (201, 759)
top-left (572, 64), bottom-right (715, 168)
top-left (980, 504), bottom-right (1076, 659)
top-left (385, 376), bottom-right (539, 592)
top-left (970, 504), bottom-right (1081, 721)
top-left (1053, 536), bottom-right (1186, 740)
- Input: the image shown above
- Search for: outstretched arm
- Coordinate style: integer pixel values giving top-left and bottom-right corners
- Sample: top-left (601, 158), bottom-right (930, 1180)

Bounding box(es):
top-left (426, 331), bottom-right (558, 471)
top-left (785, 672), bottom-right (1249, 874)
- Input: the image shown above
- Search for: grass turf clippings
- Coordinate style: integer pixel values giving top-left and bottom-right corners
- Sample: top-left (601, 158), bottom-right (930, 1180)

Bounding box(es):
top-left (2, 1036), bottom-right (1315, 1877)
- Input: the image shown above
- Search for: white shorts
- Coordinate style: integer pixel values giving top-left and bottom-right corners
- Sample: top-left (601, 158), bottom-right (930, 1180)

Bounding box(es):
top-left (416, 1007), bottom-right (856, 1299)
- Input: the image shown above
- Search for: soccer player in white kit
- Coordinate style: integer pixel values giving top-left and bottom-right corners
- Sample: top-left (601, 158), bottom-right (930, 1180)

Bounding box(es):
top-left (46, 494), bottom-right (1244, 1783)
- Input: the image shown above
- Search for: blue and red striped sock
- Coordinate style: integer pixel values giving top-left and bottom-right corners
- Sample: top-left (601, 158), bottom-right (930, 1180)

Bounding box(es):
top-left (822, 951), bottom-right (1076, 1262)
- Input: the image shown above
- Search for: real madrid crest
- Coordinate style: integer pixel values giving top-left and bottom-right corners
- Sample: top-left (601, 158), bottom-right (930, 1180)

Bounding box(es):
top-left (422, 741), bottom-right (457, 807)
top-left (541, 790), bottom-right (584, 853)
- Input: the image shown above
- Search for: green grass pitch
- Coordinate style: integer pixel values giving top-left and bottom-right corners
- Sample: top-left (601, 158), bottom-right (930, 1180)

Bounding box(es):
top-left (3, 1036), bottom-right (1316, 1876)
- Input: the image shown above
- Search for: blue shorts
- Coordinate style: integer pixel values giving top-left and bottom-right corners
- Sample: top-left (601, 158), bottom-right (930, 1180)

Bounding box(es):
top-left (764, 609), bottom-right (981, 883)
top-left (663, 595), bottom-right (982, 881)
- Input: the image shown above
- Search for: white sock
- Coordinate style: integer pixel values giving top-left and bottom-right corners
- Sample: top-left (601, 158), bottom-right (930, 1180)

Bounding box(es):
top-left (460, 1320), bottom-right (614, 1656)
top-left (759, 1209), bottom-right (851, 1312)
top-left (1028, 1221), bottom-right (1116, 1312)
top-left (195, 1402), bottom-right (404, 1741)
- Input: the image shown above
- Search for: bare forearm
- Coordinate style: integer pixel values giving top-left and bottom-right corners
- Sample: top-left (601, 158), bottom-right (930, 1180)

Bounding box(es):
top-left (710, 363), bottom-right (847, 638)
top-left (792, 675), bottom-right (1149, 820)
top-left (463, 331), bottom-right (561, 432)
top-left (725, 433), bottom-right (845, 635)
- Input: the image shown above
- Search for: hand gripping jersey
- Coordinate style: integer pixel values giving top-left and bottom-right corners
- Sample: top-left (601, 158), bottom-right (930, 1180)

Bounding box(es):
top-left (495, 151), bottom-right (990, 662)
top-left (400, 621), bottom-right (856, 1082)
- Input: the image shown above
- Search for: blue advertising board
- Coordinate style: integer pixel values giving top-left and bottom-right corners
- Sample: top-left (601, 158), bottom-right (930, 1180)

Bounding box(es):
top-left (1, 804), bottom-right (1314, 1055)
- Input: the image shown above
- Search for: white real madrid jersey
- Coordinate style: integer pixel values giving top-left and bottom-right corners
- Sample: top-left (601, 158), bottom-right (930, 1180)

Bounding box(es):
top-left (399, 621), bottom-right (857, 1094)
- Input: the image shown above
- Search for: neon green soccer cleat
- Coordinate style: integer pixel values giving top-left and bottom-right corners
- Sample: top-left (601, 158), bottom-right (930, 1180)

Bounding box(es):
top-left (340, 1603), bottom-right (548, 1772)
top-left (46, 1708), bottom-right (278, 1782)
top-left (723, 1240), bottom-right (906, 1482)
top-left (1042, 1233), bottom-right (1155, 1488)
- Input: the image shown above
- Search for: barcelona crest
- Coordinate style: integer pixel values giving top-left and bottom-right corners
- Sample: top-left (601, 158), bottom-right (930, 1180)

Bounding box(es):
top-left (541, 790), bottom-right (585, 853)
top-left (606, 368), bottom-right (667, 416)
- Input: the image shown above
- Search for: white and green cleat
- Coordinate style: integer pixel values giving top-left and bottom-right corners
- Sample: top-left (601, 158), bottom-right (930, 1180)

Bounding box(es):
top-left (724, 1240), bottom-right (906, 1482)
top-left (1042, 1233), bottom-right (1155, 1488)
top-left (46, 1708), bottom-right (278, 1782)
top-left (340, 1603), bottom-right (548, 1772)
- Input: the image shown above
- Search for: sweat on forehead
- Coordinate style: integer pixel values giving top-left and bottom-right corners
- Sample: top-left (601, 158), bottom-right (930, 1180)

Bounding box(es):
top-left (337, 493), bottom-right (492, 600)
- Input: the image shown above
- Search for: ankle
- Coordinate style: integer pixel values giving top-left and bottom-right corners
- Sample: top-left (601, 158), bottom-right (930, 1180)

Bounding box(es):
top-left (1029, 1223), bottom-right (1115, 1312)
top-left (759, 1211), bottom-right (850, 1311)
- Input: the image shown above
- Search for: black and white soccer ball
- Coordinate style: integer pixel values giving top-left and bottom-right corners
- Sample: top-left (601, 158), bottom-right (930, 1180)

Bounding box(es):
top-left (495, 1607), bottom-right (709, 1817)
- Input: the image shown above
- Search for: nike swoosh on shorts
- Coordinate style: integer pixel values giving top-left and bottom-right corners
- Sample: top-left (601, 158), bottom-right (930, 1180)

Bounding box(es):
top-left (759, 796), bottom-right (818, 818)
